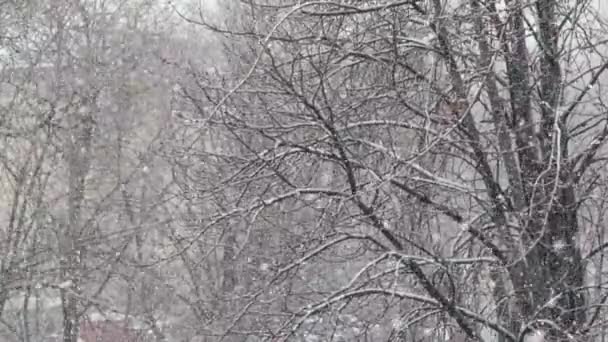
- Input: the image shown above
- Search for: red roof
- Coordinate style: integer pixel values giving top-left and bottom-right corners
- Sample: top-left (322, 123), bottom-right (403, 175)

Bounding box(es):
top-left (79, 320), bottom-right (144, 342)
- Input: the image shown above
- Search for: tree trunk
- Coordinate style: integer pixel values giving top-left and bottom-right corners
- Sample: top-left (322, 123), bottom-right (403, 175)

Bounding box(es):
top-left (507, 183), bottom-right (586, 340)
top-left (61, 107), bottom-right (94, 342)
top-left (484, 0), bottom-right (587, 338)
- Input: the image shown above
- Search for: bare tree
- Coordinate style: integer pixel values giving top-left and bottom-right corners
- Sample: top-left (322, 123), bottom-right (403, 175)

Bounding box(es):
top-left (174, 0), bottom-right (608, 341)
top-left (0, 1), bottom-right (180, 341)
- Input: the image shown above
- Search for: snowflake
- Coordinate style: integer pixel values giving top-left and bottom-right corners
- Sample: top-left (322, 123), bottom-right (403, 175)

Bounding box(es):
top-left (552, 239), bottom-right (567, 251)
top-left (391, 319), bottom-right (404, 330)
top-left (546, 295), bottom-right (559, 307)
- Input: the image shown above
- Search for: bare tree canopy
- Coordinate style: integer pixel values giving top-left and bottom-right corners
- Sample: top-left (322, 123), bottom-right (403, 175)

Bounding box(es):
top-left (4, 0), bottom-right (608, 341)
top-left (170, 0), bottom-right (608, 341)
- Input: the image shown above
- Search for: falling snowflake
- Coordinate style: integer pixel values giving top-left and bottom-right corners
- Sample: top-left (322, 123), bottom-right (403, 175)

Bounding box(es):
top-left (546, 295), bottom-right (559, 307)
top-left (391, 319), bottom-right (404, 330)
top-left (553, 239), bottom-right (567, 251)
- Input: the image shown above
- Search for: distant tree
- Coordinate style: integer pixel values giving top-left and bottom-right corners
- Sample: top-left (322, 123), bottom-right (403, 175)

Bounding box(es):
top-left (0, 1), bottom-right (179, 341)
